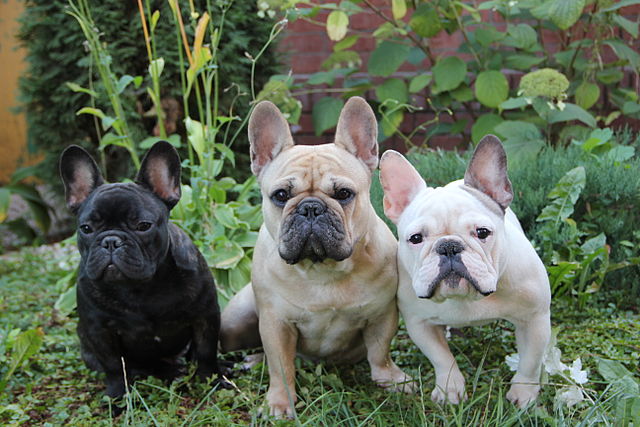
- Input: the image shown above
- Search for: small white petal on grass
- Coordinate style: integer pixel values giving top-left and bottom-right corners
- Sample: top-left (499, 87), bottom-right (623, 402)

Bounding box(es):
top-left (505, 353), bottom-right (519, 371)
top-left (544, 346), bottom-right (568, 375)
top-left (569, 358), bottom-right (588, 384)
top-left (556, 385), bottom-right (585, 407)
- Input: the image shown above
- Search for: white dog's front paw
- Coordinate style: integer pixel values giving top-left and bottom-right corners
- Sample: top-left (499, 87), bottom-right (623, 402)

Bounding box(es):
top-left (372, 365), bottom-right (416, 393)
top-left (506, 382), bottom-right (540, 408)
top-left (265, 388), bottom-right (296, 419)
top-left (432, 371), bottom-right (467, 404)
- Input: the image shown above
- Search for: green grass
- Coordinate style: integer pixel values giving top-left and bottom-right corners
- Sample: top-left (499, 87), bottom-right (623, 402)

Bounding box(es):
top-left (1, 241), bottom-right (639, 426)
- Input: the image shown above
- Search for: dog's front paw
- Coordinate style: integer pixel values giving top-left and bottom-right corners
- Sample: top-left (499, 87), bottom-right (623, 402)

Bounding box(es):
top-left (432, 371), bottom-right (466, 404)
top-left (265, 389), bottom-right (296, 419)
top-left (372, 365), bottom-right (416, 393)
top-left (506, 382), bottom-right (540, 408)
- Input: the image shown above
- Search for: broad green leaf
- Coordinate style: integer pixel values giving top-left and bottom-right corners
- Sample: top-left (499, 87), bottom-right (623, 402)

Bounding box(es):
top-left (98, 132), bottom-right (128, 150)
top-left (548, 103), bottom-right (597, 128)
top-left (380, 109), bottom-right (404, 137)
top-left (0, 188), bottom-right (10, 222)
top-left (500, 97), bottom-right (530, 110)
top-left (530, 0), bottom-right (553, 19)
top-left (596, 68), bottom-right (624, 84)
top-left (327, 10), bottom-right (349, 41)
top-left (148, 57), bottom-right (165, 79)
top-left (504, 54), bottom-right (544, 70)
top-left (549, 0), bottom-right (585, 30)
top-left (623, 101), bottom-right (640, 115)
top-left (54, 283), bottom-right (77, 317)
top-left (392, 0), bottom-right (407, 20)
top-left (375, 78), bottom-right (408, 104)
top-left (214, 204), bottom-right (240, 229)
top-left (333, 34), bottom-right (358, 51)
top-left (321, 50), bottom-right (361, 70)
top-left (116, 75), bottom-right (137, 94)
top-left (612, 14), bottom-right (638, 38)
top-left (494, 120), bottom-right (544, 164)
top-left (474, 27), bottom-right (504, 47)
top-left (581, 128), bottom-right (613, 153)
top-left (65, 82), bottom-right (98, 97)
top-left (433, 56), bottom-right (467, 92)
top-left (475, 71), bottom-right (509, 108)
top-left (605, 40), bottom-right (640, 70)
top-left (575, 81), bottom-right (600, 110)
top-left (600, 0), bottom-right (640, 12)
top-left (186, 117), bottom-right (206, 162)
top-left (0, 328), bottom-right (44, 392)
top-left (451, 85), bottom-right (474, 102)
top-left (409, 4), bottom-right (442, 38)
top-left (503, 138), bottom-right (545, 164)
top-left (409, 74), bottom-right (432, 93)
top-left (312, 97), bottom-right (344, 135)
top-left (211, 239), bottom-right (245, 269)
top-left (536, 166), bottom-right (586, 226)
top-left (607, 145), bottom-right (635, 162)
top-left (471, 114), bottom-right (504, 144)
top-left (367, 41), bottom-right (410, 77)
top-left (596, 358), bottom-right (639, 395)
top-left (407, 46), bottom-right (427, 65)
top-left (503, 24), bottom-right (538, 49)
top-left (494, 120), bottom-right (542, 141)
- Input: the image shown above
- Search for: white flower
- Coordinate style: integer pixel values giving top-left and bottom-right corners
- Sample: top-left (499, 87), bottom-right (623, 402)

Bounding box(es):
top-left (544, 345), bottom-right (568, 375)
top-left (569, 358), bottom-right (588, 384)
top-left (556, 385), bottom-right (585, 407)
top-left (505, 353), bottom-right (519, 372)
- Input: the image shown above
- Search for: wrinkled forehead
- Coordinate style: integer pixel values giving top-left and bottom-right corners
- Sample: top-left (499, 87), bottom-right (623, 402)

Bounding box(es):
top-left (261, 144), bottom-right (369, 192)
top-left (399, 186), bottom-right (501, 234)
top-left (79, 183), bottom-right (161, 221)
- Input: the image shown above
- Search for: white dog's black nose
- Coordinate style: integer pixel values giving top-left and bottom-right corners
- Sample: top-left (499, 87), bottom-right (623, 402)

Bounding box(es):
top-left (296, 198), bottom-right (327, 219)
top-left (436, 240), bottom-right (464, 257)
top-left (101, 235), bottom-right (123, 251)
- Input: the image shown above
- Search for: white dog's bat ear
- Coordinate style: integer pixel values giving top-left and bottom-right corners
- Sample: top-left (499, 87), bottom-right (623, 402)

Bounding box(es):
top-left (334, 96), bottom-right (378, 171)
top-left (379, 150), bottom-right (426, 223)
top-left (464, 134), bottom-right (513, 210)
top-left (248, 101), bottom-right (294, 177)
top-left (136, 141), bottom-right (182, 209)
top-left (59, 145), bottom-right (105, 213)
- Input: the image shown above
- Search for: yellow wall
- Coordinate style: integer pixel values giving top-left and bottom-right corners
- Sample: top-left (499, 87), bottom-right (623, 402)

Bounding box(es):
top-left (0, 0), bottom-right (33, 184)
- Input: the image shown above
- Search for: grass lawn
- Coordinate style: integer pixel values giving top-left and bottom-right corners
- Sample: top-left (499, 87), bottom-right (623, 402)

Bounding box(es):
top-left (1, 240), bottom-right (639, 426)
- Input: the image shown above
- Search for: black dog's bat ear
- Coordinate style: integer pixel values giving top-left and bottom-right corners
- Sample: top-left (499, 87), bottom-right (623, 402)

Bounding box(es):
top-left (59, 145), bottom-right (105, 213)
top-left (135, 141), bottom-right (181, 209)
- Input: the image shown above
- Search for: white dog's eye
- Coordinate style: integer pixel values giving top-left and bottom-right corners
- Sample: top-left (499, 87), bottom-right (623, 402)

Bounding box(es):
top-left (271, 189), bottom-right (290, 207)
top-left (408, 233), bottom-right (423, 244)
top-left (476, 227), bottom-right (491, 240)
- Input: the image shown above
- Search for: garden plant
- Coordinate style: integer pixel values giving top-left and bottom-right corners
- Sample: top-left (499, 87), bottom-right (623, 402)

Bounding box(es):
top-left (1, 0), bottom-right (639, 425)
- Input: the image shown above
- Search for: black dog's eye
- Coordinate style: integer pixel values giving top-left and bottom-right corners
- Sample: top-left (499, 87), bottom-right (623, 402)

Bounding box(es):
top-left (409, 233), bottom-right (423, 244)
top-left (136, 221), bottom-right (153, 232)
top-left (476, 227), bottom-right (491, 240)
top-left (333, 188), bottom-right (354, 202)
top-left (271, 189), bottom-right (290, 207)
top-left (79, 224), bottom-right (93, 234)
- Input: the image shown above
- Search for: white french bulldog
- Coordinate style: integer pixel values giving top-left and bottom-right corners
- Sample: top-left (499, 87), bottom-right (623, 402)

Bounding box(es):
top-left (379, 135), bottom-right (551, 408)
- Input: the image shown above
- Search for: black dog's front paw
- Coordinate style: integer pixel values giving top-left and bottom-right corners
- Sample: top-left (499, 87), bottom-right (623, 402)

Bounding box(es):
top-left (105, 375), bottom-right (127, 400)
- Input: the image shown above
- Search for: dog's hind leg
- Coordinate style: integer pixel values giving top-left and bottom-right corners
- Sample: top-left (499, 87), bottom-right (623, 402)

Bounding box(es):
top-left (220, 284), bottom-right (262, 352)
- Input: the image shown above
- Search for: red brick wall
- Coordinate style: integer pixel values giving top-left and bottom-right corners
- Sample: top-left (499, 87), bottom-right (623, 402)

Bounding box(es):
top-left (276, 2), bottom-right (640, 151)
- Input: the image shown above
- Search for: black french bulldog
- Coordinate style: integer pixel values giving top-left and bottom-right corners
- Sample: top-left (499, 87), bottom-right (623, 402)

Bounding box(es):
top-left (59, 141), bottom-right (223, 401)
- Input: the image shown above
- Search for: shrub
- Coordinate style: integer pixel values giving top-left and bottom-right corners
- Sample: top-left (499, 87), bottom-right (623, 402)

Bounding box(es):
top-left (18, 0), bottom-right (280, 190)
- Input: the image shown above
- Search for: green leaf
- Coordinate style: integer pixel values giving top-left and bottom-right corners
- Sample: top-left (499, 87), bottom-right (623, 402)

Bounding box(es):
top-left (548, 103), bottom-right (597, 128)
top-left (581, 128), bottom-right (613, 153)
top-left (605, 40), bottom-right (640, 71)
top-left (471, 114), bottom-right (504, 144)
top-left (474, 27), bottom-right (504, 47)
top-left (536, 166), bottom-right (586, 225)
top-left (612, 14), bottom-right (639, 38)
top-left (116, 75), bottom-right (137, 94)
top-left (0, 328), bottom-right (44, 392)
top-left (65, 82), bottom-right (98, 97)
top-left (503, 24), bottom-right (538, 49)
top-left (150, 10), bottom-right (160, 32)
top-left (494, 120), bottom-right (544, 164)
top-left (409, 3), bottom-right (442, 38)
top-left (186, 117), bottom-right (206, 163)
top-left (475, 71), bottom-right (509, 108)
top-left (504, 54), bottom-right (544, 70)
top-left (596, 68), bottom-right (624, 84)
top-left (327, 10), bottom-right (349, 41)
top-left (375, 78), bottom-right (408, 104)
top-left (148, 57), bottom-right (165, 79)
top-left (575, 81), bottom-right (600, 110)
top-left (392, 0), bottom-right (407, 20)
top-left (367, 41), bottom-right (410, 77)
top-left (0, 188), bottom-right (10, 223)
top-left (333, 34), bottom-right (358, 51)
top-left (607, 145), bottom-right (635, 162)
top-left (76, 107), bottom-right (106, 120)
top-left (380, 109), bottom-right (404, 138)
top-left (623, 101), bottom-right (640, 115)
top-left (600, 0), bottom-right (640, 12)
top-left (451, 85), bottom-right (474, 102)
top-left (214, 204), bottom-right (240, 229)
top-left (54, 283), bottom-right (77, 317)
top-left (596, 358), bottom-right (639, 395)
top-left (503, 138), bottom-right (545, 164)
top-left (500, 97), bottom-right (530, 110)
top-left (312, 97), bottom-right (344, 135)
top-left (549, 0), bottom-right (585, 30)
top-left (433, 56), bottom-right (467, 92)
top-left (211, 239), bottom-right (245, 269)
top-left (409, 74), bottom-right (432, 93)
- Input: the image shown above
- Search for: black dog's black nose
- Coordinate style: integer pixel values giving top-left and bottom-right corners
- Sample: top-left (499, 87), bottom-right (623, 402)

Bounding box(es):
top-left (101, 235), bottom-right (123, 251)
top-left (296, 198), bottom-right (327, 219)
top-left (436, 240), bottom-right (464, 257)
